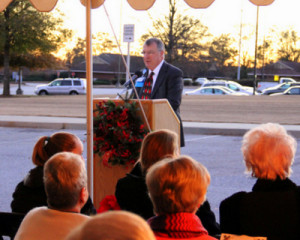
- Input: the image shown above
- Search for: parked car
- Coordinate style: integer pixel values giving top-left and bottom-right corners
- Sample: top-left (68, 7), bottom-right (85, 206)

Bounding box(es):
top-left (257, 78), bottom-right (296, 93)
top-left (194, 77), bottom-right (209, 85)
top-left (270, 86), bottom-right (300, 96)
top-left (262, 82), bottom-right (300, 95)
top-left (279, 77), bottom-right (296, 84)
top-left (183, 78), bottom-right (193, 86)
top-left (201, 80), bottom-right (255, 95)
top-left (184, 86), bottom-right (248, 96)
top-left (34, 78), bottom-right (86, 95)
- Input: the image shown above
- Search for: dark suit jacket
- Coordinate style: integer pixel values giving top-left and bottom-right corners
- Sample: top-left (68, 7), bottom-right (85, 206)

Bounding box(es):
top-left (219, 178), bottom-right (300, 240)
top-left (137, 61), bottom-right (185, 146)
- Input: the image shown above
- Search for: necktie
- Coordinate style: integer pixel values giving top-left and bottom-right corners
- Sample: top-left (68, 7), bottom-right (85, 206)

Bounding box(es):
top-left (141, 72), bottom-right (154, 99)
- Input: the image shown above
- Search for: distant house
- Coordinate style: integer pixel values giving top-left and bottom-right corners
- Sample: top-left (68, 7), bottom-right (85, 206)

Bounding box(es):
top-left (251, 60), bottom-right (300, 81)
top-left (70, 53), bottom-right (145, 80)
top-left (70, 53), bottom-right (227, 81)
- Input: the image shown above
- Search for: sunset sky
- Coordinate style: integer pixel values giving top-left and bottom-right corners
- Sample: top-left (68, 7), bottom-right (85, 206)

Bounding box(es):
top-left (55, 0), bottom-right (300, 57)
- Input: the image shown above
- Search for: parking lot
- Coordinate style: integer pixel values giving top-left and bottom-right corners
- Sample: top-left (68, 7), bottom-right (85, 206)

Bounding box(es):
top-left (1, 91), bottom-right (300, 125)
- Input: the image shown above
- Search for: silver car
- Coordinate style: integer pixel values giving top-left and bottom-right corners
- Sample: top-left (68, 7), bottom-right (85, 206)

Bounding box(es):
top-left (201, 80), bottom-right (255, 95)
top-left (185, 86), bottom-right (248, 96)
top-left (34, 78), bottom-right (86, 95)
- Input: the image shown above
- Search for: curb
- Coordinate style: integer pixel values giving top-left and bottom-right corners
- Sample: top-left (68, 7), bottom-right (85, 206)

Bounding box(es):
top-left (1, 115), bottom-right (300, 137)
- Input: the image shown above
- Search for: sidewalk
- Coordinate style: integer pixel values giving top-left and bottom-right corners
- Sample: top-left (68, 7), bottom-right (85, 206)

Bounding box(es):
top-left (1, 115), bottom-right (300, 137)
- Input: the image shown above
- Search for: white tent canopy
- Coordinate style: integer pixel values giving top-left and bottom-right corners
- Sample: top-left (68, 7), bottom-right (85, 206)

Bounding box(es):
top-left (0, 0), bottom-right (275, 195)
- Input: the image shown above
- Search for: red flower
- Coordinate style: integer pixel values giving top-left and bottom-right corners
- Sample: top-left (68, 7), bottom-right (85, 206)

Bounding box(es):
top-left (93, 100), bottom-right (149, 166)
top-left (97, 195), bottom-right (121, 213)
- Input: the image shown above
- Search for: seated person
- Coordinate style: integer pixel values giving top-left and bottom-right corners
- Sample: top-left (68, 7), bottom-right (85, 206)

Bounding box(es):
top-left (146, 156), bottom-right (217, 240)
top-left (66, 210), bottom-right (156, 240)
top-left (11, 131), bottom-right (95, 215)
top-left (15, 152), bottom-right (90, 240)
top-left (219, 123), bottom-right (300, 240)
top-left (115, 129), bottom-right (220, 236)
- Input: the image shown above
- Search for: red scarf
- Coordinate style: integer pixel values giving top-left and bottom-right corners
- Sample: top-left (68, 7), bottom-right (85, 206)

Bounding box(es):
top-left (148, 213), bottom-right (209, 238)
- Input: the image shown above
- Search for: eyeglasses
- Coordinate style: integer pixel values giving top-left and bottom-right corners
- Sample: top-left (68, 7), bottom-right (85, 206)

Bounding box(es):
top-left (141, 50), bottom-right (159, 55)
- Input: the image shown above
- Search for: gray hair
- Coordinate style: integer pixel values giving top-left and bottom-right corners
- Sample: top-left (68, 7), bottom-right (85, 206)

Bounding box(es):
top-left (144, 38), bottom-right (165, 52)
top-left (242, 123), bottom-right (297, 180)
top-left (44, 152), bottom-right (87, 210)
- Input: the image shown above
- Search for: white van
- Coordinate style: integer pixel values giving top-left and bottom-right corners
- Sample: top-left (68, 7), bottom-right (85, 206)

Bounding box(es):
top-left (34, 78), bottom-right (86, 95)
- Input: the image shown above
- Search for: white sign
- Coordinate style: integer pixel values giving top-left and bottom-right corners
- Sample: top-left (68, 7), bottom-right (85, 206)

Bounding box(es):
top-left (123, 24), bottom-right (134, 42)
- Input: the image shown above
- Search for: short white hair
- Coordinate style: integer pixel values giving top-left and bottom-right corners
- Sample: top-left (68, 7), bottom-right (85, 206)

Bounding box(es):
top-left (242, 123), bottom-right (297, 180)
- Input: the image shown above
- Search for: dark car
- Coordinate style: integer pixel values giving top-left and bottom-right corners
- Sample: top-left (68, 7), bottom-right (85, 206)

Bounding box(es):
top-left (262, 82), bottom-right (300, 95)
top-left (270, 86), bottom-right (300, 96)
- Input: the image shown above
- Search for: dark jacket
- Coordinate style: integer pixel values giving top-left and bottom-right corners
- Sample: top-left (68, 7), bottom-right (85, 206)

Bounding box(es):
top-left (11, 166), bottom-right (96, 216)
top-left (220, 178), bottom-right (300, 240)
top-left (136, 62), bottom-right (185, 147)
top-left (115, 163), bottom-right (220, 237)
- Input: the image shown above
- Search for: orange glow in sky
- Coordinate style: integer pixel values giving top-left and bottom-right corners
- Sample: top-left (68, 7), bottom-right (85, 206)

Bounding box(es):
top-left (54, 0), bottom-right (300, 58)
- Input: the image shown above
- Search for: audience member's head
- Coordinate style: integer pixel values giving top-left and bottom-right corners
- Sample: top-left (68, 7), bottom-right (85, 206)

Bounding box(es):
top-left (66, 211), bottom-right (156, 240)
top-left (146, 156), bottom-right (210, 215)
top-left (32, 131), bottom-right (83, 166)
top-left (242, 123), bottom-right (297, 180)
top-left (43, 152), bottom-right (88, 212)
top-left (140, 129), bottom-right (179, 174)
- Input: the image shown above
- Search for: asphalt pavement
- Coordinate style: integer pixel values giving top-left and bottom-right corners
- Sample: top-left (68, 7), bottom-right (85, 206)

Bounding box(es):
top-left (1, 90), bottom-right (300, 224)
top-left (2, 127), bottom-right (300, 224)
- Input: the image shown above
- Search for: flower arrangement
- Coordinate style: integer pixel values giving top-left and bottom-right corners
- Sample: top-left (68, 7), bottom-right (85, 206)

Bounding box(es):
top-left (93, 100), bottom-right (149, 166)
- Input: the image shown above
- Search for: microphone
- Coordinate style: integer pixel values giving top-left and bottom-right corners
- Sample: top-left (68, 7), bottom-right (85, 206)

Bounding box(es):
top-left (124, 70), bottom-right (143, 89)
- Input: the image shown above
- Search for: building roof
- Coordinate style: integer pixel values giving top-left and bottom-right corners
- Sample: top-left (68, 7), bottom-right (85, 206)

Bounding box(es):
top-left (71, 53), bottom-right (145, 74)
top-left (254, 60), bottom-right (300, 77)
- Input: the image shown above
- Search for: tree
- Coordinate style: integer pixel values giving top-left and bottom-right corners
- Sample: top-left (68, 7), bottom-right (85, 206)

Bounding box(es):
top-left (209, 34), bottom-right (238, 70)
top-left (0, 0), bottom-right (72, 96)
top-left (66, 37), bottom-right (86, 66)
top-left (141, 0), bottom-right (210, 63)
top-left (66, 32), bottom-right (117, 66)
top-left (92, 32), bottom-right (117, 56)
top-left (277, 29), bottom-right (300, 62)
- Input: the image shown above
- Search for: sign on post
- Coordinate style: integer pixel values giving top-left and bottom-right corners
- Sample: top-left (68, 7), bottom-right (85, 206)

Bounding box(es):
top-left (123, 24), bottom-right (135, 83)
top-left (123, 24), bottom-right (134, 42)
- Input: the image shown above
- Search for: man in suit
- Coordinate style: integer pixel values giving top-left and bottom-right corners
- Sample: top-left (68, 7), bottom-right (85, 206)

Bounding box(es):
top-left (138, 38), bottom-right (185, 147)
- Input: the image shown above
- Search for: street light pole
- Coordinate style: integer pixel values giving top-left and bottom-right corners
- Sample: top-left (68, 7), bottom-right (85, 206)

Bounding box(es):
top-left (16, 67), bottom-right (23, 95)
top-left (253, 6), bottom-right (259, 95)
top-left (237, 0), bottom-right (243, 81)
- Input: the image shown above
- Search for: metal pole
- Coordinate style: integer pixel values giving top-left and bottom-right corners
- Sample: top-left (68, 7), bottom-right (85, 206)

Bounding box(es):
top-left (237, 0), bottom-right (243, 81)
top-left (126, 42), bottom-right (131, 82)
top-left (16, 67), bottom-right (23, 95)
top-left (85, 0), bottom-right (93, 199)
top-left (253, 6), bottom-right (259, 95)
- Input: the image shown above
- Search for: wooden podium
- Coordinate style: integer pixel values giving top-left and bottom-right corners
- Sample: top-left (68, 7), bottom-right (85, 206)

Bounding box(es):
top-left (92, 98), bottom-right (180, 209)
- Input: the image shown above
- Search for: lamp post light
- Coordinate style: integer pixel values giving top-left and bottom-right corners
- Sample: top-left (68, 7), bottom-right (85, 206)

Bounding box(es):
top-left (253, 5), bottom-right (259, 95)
top-left (16, 67), bottom-right (23, 95)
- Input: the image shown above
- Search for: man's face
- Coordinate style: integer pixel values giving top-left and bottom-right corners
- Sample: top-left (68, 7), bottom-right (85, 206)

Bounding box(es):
top-left (143, 43), bottom-right (164, 71)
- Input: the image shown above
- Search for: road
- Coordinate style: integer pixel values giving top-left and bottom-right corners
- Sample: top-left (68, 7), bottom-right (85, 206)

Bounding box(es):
top-left (0, 82), bottom-right (123, 96)
top-left (1, 127), bottom-right (300, 222)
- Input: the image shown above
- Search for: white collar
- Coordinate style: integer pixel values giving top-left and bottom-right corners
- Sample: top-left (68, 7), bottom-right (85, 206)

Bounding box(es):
top-left (149, 60), bottom-right (164, 77)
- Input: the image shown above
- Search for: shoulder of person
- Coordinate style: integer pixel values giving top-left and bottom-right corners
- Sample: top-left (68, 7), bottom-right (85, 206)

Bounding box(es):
top-left (163, 61), bottom-right (183, 74)
top-left (220, 191), bottom-right (247, 207)
top-left (23, 166), bottom-right (44, 188)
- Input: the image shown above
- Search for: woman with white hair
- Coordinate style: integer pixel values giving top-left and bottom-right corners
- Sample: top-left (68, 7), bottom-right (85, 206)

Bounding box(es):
top-left (220, 123), bottom-right (300, 240)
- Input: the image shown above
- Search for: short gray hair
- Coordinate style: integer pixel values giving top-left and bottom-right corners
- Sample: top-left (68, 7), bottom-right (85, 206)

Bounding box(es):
top-left (144, 38), bottom-right (165, 52)
top-left (44, 152), bottom-right (87, 210)
top-left (242, 123), bottom-right (297, 180)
